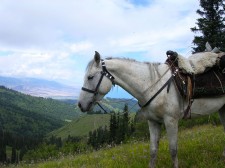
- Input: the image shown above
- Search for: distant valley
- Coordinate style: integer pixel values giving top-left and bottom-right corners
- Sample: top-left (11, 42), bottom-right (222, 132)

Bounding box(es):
top-left (0, 75), bottom-right (140, 113)
top-left (0, 76), bottom-right (79, 98)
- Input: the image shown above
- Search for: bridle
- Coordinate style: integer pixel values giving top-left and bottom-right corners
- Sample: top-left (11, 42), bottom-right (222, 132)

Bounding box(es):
top-left (81, 59), bottom-right (115, 96)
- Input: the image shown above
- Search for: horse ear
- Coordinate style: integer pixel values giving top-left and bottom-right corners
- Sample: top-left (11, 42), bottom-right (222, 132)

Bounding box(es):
top-left (94, 51), bottom-right (101, 64)
top-left (205, 42), bottom-right (212, 52)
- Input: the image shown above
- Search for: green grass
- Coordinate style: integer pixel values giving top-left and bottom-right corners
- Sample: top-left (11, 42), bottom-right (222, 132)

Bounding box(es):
top-left (48, 113), bottom-right (136, 139)
top-left (9, 124), bottom-right (225, 168)
top-left (48, 114), bottom-right (111, 138)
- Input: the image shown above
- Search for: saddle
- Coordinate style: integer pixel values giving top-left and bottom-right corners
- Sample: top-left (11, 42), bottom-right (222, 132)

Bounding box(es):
top-left (166, 50), bottom-right (225, 119)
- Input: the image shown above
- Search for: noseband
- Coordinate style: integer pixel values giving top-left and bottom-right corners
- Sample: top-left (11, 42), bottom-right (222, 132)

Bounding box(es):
top-left (81, 59), bottom-right (115, 96)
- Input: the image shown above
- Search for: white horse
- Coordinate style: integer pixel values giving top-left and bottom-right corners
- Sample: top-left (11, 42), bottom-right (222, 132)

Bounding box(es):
top-left (78, 51), bottom-right (225, 168)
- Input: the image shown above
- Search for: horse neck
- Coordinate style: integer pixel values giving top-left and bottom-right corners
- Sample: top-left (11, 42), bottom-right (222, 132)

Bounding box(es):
top-left (105, 58), bottom-right (166, 104)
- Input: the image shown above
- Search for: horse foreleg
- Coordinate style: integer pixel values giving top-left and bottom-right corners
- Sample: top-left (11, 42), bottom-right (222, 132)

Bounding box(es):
top-left (148, 120), bottom-right (162, 168)
top-left (164, 117), bottom-right (179, 168)
top-left (218, 106), bottom-right (225, 158)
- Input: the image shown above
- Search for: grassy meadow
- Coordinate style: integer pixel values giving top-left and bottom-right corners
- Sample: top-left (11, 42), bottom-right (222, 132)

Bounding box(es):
top-left (48, 114), bottom-right (111, 138)
top-left (9, 124), bottom-right (225, 168)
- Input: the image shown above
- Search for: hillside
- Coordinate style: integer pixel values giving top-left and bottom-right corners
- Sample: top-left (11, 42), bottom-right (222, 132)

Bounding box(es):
top-left (49, 112), bottom-right (137, 139)
top-left (99, 98), bottom-right (139, 113)
top-left (0, 86), bottom-right (81, 136)
top-left (49, 99), bottom-right (138, 139)
top-left (14, 125), bottom-right (225, 168)
top-left (49, 114), bottom-right (111, 138)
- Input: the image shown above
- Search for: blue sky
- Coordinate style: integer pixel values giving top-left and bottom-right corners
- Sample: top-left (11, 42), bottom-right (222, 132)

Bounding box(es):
top-left (0, 0), bottom-right (199, 98)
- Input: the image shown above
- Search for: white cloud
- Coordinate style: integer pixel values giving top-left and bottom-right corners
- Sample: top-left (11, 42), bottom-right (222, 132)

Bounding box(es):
top-left (69, 41), bottom-right (94, 54)
top-left (0, 0), bottom-right (200, 87)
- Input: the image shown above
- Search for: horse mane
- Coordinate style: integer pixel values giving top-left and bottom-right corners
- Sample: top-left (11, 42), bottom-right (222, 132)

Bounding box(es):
top-left (86, 57), bottom-right (161, 79)
top-left (106, 57), bottom-right (160, 65)
top-left (106, 56), bottom-right (140, 63)
top-left (106, 57), bottom-right (161, 80)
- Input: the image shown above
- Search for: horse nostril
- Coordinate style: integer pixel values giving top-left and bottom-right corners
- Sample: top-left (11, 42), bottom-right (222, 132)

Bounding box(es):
top-left (78, 102), bottom-right (84, 112)
top-left (78, 102), bottom-right (82, 108)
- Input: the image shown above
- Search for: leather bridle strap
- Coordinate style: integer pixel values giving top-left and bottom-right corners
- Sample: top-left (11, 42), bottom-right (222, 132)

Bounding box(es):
top-left (81, 59), bottom-right (115, 96)
top-left (82, 71), bottom-right (105, 95)
top-left (101, 59), bottom-right (115, 82)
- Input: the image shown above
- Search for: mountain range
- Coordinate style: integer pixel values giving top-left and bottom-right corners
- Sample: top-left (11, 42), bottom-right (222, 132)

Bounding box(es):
top-left (0, 76), bottom-right (80, 98)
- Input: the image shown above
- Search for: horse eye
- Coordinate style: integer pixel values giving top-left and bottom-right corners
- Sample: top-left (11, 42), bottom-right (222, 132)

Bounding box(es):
top-left (88, 75), bottom-right (94, 80)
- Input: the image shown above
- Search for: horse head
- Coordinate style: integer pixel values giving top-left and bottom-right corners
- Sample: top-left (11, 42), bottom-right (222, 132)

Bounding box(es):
top-left (78, 51), bottom-right (114, 112)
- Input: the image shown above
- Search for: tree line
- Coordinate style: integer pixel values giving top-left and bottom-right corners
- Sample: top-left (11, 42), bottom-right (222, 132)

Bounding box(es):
top-left (0, 129), bottom-right (43, 164)
top-left (88, 104), bottom-right (135, 149)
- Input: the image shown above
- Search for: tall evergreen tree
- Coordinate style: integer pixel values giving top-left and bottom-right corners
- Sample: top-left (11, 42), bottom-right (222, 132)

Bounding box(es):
top-left (11, 146), bottom-right (16, 163)
top-left (130, 119), bottom-right (135, 135)
top-left (109, 112), bottom-right (117, 143)
top-left (0, 129), bottom-right (6, 163)
top-left (122, 104), bottom-right (129, 140)
top-left (191, 0), bottom-right (225, 52)
top-left (19, 147), bottom-right (26, 161)
top-left (0, 144), bottom-right (6, 163)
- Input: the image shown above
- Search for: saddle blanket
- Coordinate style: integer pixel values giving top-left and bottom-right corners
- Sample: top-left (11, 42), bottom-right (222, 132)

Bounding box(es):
top-left (166, 57), bottom-right (225, 99)
top-left (192, 67), bottom-right (225, 98)
top-left (166, 50), bottom-right (225, 118)
top-left (177, 52), bottom-right (221, 74)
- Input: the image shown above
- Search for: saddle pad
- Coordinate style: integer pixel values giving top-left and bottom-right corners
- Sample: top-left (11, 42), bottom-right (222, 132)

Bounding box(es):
top-left (178, 52), bottom-right (219, 75)
top-left (166, 56), bottom-right (225, 100)
top-left (192, 67), bottom-right (225, 98)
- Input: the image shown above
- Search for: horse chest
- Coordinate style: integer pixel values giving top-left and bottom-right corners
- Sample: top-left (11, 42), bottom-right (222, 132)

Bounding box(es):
top-left (142, 104), bottom-right (168, 122)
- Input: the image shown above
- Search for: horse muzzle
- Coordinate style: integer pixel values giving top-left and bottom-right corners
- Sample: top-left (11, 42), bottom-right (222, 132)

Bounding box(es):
top-left (78, 101), bottom-right (93, 112)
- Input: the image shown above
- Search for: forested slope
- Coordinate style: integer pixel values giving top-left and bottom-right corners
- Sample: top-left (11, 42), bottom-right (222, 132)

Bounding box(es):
top-left (0, 86), bottom-right (80, 136)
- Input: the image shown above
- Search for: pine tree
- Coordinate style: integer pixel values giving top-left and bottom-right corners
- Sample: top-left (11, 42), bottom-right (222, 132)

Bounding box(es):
top-left (109, 112), bottom-right (117, 143)
top-left (123, 104), bottom-right (129, 132)
top-left (96, 127), bottom-right (103, 148)
top-left (0, 144), bottom-right (6, 163)
top-left (115, 112), bottom-right (123, 144)
top-left (56, 137), bottom-right (62, 149)
top-left (103, 125), bottom-right (110, 144)
top-left (11, 146), bottom-right (16, 163)
top-left (0, 129), bottom-right (6, 163)
top-left (92, 130), bottom-right (97, 149)
top-left (121, 104), bottom-right (129, 141)
top-left (130, 119), bottom-right (135, 135)
top-left (191, 0), bottom-right (225, 52)
top-left (19, 147), bottom-right (26, 161)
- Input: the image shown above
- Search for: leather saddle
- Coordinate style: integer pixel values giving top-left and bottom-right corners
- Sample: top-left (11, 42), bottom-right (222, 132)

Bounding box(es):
top-left (166, 50), bottom-right (225, 119)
